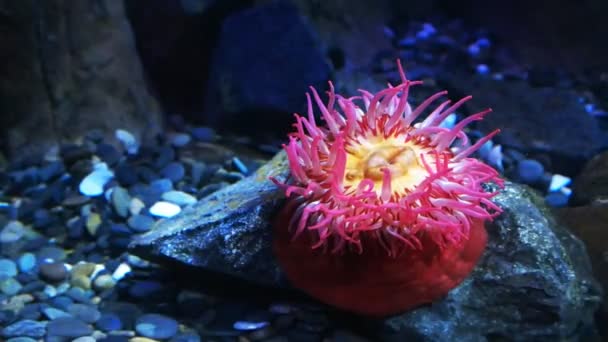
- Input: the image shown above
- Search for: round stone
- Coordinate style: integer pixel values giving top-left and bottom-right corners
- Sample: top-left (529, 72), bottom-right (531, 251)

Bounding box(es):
top-left (0, 277), bottom-right (22, 295)
top-left (0, 221), bottom-right (25, 243)
top-left (47, 317), bottom-right (93, 338)
top-left (0, 259), bottom-right (18, 279)
top-left (149, 201), bottom-right (181, 218)
top-left (517, 159), bottom-right (544, 184)
top-left (1, 319), bottom-right (47, 338)
top-left (17, 253), bottom-right (36, 273)
top-left (39, 261), bottom-right (68, 283)
top-left (160, 162), bottom-right (185, 183)
top-left (67, 303), bottom-right (101, 323)
top-left (93, 274), bottom-right (116, 290)
top-left (161, 191), bottom-right (197, 206)
top-left (127, 215), bottom-right (155, 233)
top-left (96, 312), bottom-right (123, 332)
top-left (135, 313), bottom-right (179, 340)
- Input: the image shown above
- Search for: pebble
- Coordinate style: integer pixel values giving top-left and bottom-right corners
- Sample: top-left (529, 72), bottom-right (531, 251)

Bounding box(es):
top-left (86, 212), bottom-right (102, 236)
top-left (17, 253), bottom-right (36, 273)
top-left (149, 201), bottom-right (181, 218)
top-left (0, 258), bottom-right (18, 279)
top-left (112, 187), bottom-right (132, 218)
top-left (79, 162), bottom-right (115, 197)
top-left (0, 220), bottom-right (25, 243)
top-left (517, 159), bottom-right (544, 184)
top-left (96, 312), bottom-right (123, 331)
top-left (39, 261), bottom-right (68, 282)
top-left (548, 174), bottom-right (571, 192)
top-left (68, 303), bottom-right (102, 323)
top-left (1, 319), bottom-right (47, 338)
top-left (97, 143), bottom-right (122, 166)
top-left (127, 214), bottom-right (156, 232)
top-left (234, 320), bottom-right (270, 331)
top-left (0, 277), bottom-right (23, 295)
top-left (115, 129), bottom-right (139, 155)
top-left (150, 178), bottom-right (173, 193)
top-left (42, 307), bottom-right (72, 320)
top-left (94, 274), bottom-right (117, 290)
top-left (47, 316), bottom-right (93, 338)
top-left (135, 314), bottom-right (179, 340)
top-left (191, 126), bottom-right (215, 142)
top-left (161, 162), bottom-right (185, 183)
top-left (171, 133), bottom-right (192, 147)
top-left (129, 198), bottom-right (146, 216)
top-left (161, 190), bottom-right (197, 206)
top-left (72, 336), bottom-right (96, 342)
top-left (6, 338), bottom-right (38, 342)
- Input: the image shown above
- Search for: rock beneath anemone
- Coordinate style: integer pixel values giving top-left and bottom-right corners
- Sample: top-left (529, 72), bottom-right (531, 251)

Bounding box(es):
top-left (130, 151), bottom-right (602, 340)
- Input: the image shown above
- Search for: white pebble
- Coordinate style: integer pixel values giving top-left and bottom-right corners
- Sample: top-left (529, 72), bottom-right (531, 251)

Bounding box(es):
top-left (79, 163), bottom-right (114, 197)
top-left (112, 263), bottom-right (132, 281)
top-left (549, 174), bottom-right (571, 192)
top-left (233, 320), bottom-right (269, 331)
top-left (115, 129), bottom-right (139, 155)
top-left (149, 201), bottom-right (181, 218)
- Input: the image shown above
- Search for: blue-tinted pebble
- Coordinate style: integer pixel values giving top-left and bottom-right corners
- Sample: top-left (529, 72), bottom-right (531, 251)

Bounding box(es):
top-left (39, 261), bottom-right (68, 282)
top-left (7, 337), bottom-right (38, 342)
top-left (0, 220), bottom-right (25, 243)
top-left (190, 162), bottom-right (205, 186)
top-left (517, 159), bottom-right (544, 184)
top-left (96, 313), bottom-right (123, 332)
top-left (170, 332), bottom-right (201, 342)
top-left (66, 287), bottom-right (94, 303)
top-left (149, 201), bottom-right (181, 218)
top-left (33, 208), bottom-right (54, 229)
top-left (42, 307), bottom-right (72, 320)
top-left (110, 223), bottom-right (132, 235)
top-left (150, 178), bottom-right (174, 193)
top-left (233, 320), bottom-right (269, 331)
top-left (0, 259), bottom-right (18, 279)
top-left (19, 280), bottom-right (45, 293)
top-left (17, 253), bottom-right (36, 272)
top-left (191, 126), bottom-right (215, 142)
top-left (476, 64), bottom-right (489, 75)
top-left (1, 319), bottom-right (47, 338)
top-left (232, 157), bottom-right (249, 175)
top-left (127, 214), bottom-right (155, 233)
top-left (154, 146), bottom-right (176, 170)
top-left (20, 304), bottom-right (41, 320)
top-left (68, 303), bottom-right (101, 323)
top-left (37, 246), bottom-right (66, 262)
top-left (161, 191), bottom-right (197, 206)
top-left (47, 317), bottom-right (93, 338)
top-left (135, 313), bottom-right (179, 339)
top-left (161, 162), bottom-right (185, 183)
top-left (0, 277), bottom-right (22, 295)
top-left (129, 280), bottom-right (163, 298)
top-left (49, 295), bottom-right (74, 311)
top-left (111, 186), bottom-right (131, 218)
top-left (171, 133), bottom-right (191, 147)
top-left (79, 163), bottom-right (114, 197)
top-left (545, 191), bottom-right (569, 207)
top-left (115, 129), bottom-right (139, 155)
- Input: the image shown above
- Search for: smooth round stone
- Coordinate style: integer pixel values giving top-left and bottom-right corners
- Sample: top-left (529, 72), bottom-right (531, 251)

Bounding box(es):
top-left (115, 129), bottom-right (139, 155)
top-left (129, 197), bottom-right (146, 216)
top-left (111, 187), bottom-right (131, 218)
top-left (72, 336), bottom-right (96, 342)
top-left (17, 253), bottom-right (36, 273)
top-left (37, 246), bottom-right (66, 262)
top-left (171, 133), bottom-right (191, 147)
top-left (170, 333), bottom-right (201, 342)
top-left (1, 319), bottom-right (47, 338)
top-left (47, 317), bottom-right (93, 338)
top-left (135, 313), bottom-right (179, 340)
top-left (191, 127), bottom-right (215, 142)
top-left (161, 191), bottom-right (197, 206)
top-left (7, 337), bottom-right (38, 342)
top-left (150, 178), bottom-right (173, 193)
top-left (160, 162), bottom-right (185, 183)
top-left (39, 261), bottom-right (68, 282)
top-left (517, 159), bottom-right (544, 184)
top-left (127, 215), bottom-right (155, 233)
top-left (149, 201), bottom-right (181, 218)
top-left (545, 192), bottom-right (569, 207)
top-left (68, 303), bottom-right (101, 323)
top-left (0, 277), bottom-right (22, 295)
top-left (0, 259), bottom-right (18, 279)
top-left (93, 274), bottom-right (116, 290)
top-left (96, 312), bottom-right (123, 332)
top-left (85, 213), bottom-right (102, 236)
top-left (42, 307), bottom-right (72, 320)
top-left (79, 164), bottom-right (114, 197)
top-left (0, 221), bottom-right (25, 243)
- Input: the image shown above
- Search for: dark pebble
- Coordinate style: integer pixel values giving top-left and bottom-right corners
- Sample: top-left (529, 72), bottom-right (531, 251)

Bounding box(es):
top-left (60, 144), bottom-right (93, 165)
top-left (150, 178), bottom-right (173, 193)
top-left (161, 162), bottom-right (185, 183)
top-left (517, 159), bottom-right (544, 184)
top-left (39, 261), bottom-right (68, 282)
top-left (135, 313), bottom-right (179, 340)
top-left (545, 191), bottom-right (569, 207)
top-left (65, 287), bottom-right (93, 303)
top-left (170, 332), bottom-right (201, 342)
top-left (49, 295), bottom-right (74, 311)
top-left (20, 303), bottom-right (42, 320)
top-left (154, 146), bottom-right (176, 169)
top-left (39, 161), bottom-right (65, 182)
top-left (191, 126), bottom-right (215, 142)
top-left (128, 280), bottom-right (163, 298)
top-left (96, 313), bottom-right (123, 332)
top-left (96, 143), bottom-right (121, 166)
top-left (47, 317), bottom-right (93, 338)
top-left (115, 163), bottom-right (139, 186)
top-left (36, 246), bottom-right (66, 262)
top-left (68, 303), bottom-right (101, 323)
top-left (98, 336), bottom-right (130, 342)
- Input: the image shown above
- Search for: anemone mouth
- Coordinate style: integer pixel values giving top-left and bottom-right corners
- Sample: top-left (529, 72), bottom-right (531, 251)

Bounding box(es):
top-left (272, 61), bottom-right (503, 256)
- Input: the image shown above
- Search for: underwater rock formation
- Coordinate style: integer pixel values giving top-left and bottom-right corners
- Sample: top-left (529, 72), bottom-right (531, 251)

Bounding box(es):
top-left (130, 151), bottom-right (602, 340)
top-left (0, 0), bottom-right (161, 158)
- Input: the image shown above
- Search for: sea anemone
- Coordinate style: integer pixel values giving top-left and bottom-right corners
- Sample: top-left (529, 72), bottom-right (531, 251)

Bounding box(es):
top-left (271, 61), bottom-right (503, 316)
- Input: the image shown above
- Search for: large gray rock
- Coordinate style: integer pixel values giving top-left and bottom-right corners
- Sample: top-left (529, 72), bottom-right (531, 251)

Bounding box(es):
top-left (129, 151), bottom-right (602, 340)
